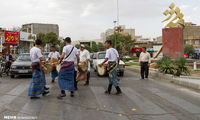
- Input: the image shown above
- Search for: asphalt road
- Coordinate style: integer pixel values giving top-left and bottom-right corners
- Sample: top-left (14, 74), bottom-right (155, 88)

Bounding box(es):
top-left (0, 69), bottom-right (200, 120)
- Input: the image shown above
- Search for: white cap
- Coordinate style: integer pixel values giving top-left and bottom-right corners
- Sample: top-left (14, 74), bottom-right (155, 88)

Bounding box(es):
top-left (80, 44), bottom-right (85, 48)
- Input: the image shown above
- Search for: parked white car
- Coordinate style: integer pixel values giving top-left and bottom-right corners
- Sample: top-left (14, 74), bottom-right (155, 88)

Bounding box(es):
top-left (93, 51), bottom-right (125, 76)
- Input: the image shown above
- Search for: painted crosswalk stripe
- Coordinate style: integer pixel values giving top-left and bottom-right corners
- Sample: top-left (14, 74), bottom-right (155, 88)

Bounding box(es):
top-left (17, 99), bottom-right (45, 119)
top-left (122, 87), bottom-right (178, 120)
top-left (91, 86), bottom-right (129, 120)
top-left (0, 83), bottom-right (29, 108)
top-left (147, 87), bottom-right (200, 114)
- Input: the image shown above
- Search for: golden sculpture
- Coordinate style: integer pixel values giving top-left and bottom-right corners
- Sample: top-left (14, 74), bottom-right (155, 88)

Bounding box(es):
top-left (162, 3), bottom-right (185, 28)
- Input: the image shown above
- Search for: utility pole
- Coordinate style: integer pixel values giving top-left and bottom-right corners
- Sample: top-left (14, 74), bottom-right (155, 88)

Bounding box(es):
top-left (117, 0), bottom-right (119, 26)
top-left (113, 21), bottom-right (117, 49)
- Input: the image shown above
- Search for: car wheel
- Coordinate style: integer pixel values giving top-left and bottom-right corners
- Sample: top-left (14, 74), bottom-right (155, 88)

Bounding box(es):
top-left (10, 75), bottom-right (15, 78)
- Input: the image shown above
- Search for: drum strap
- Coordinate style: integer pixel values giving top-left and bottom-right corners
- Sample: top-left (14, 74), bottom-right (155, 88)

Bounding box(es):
top-left (64, 47), bottom-right (74, 60)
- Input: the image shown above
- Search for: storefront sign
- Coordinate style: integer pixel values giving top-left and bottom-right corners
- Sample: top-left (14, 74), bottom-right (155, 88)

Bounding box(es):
top-left (131, 48), bottom-right (143, 53)
top-left (4, 31), bottom-right (19, 44)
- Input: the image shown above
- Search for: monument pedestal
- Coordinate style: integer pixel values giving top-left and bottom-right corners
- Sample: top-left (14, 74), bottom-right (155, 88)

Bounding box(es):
top-left (162, 27), bottom-right (184, 59)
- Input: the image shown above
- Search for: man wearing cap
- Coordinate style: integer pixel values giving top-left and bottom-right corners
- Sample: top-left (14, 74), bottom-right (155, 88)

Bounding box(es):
top-left (99, 40), bottom-right (122, 95)
top-left (76, 44), bottom-right (90, 88)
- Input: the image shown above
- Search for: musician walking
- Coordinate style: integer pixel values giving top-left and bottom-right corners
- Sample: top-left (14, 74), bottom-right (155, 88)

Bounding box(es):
top-left (99, 40), bottom-right (122, 95)
top-left (29, 39), bottom-right (49, 99)
top-left (57, 37), bottom-right (80, 99)
top-left (48, 46), bottom-right (60, 83)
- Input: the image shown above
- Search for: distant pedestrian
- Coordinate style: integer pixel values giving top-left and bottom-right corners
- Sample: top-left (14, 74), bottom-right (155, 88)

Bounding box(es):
top-left (99, 40), bottom-right (122, 95)
top-left (29, 39), bottom-right (49, 99)
top-left (139, 47), bottom-right (151, 80)
top-left (57, 37), bottom-right (80, 99)
top-left (48, 46), bottom-right (60, 83)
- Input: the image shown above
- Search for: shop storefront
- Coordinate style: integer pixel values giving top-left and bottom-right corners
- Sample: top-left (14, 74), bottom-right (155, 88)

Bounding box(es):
top-left (19, 32), bottom-right (35, 53)
top-left (3, 30), bottom-right (19, 56)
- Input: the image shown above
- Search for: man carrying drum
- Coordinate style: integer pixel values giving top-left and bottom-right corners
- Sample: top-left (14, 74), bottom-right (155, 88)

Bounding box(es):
top-left (76, 45), bottom-right (90, 89)
top-left (99, 40), bottom-right (122, 95)
top-left (48, 46), bottom-right (60, 83)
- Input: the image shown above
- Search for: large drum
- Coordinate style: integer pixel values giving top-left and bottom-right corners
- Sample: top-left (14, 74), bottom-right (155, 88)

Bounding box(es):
top-left (43, 58), bottom-right (59, 74)
top-left (97, 66), bottom-right (106, 76)
top-left (43, 63), bottom-right (53, 74)
top-left (76, 62), bottom-right (87, 82)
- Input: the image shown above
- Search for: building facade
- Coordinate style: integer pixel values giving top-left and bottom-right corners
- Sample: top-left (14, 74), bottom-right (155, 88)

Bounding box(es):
top-left (184, 23), bottom-right (200, 48)
top-left (22, 23), bottom-right (59, 37)
top-left (101, 25), bottom-right (136, 42)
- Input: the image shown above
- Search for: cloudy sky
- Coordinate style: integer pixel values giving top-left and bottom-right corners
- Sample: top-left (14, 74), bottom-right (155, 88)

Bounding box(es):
top-left (0, 0), bottom-right (199, 41)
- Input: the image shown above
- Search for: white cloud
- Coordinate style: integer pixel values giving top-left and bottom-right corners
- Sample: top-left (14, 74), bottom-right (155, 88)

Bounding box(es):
top-left (0, 0), bottom-right (199, 40)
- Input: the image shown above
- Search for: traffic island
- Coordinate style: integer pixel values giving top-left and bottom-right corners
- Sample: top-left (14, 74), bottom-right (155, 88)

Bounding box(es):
top-left (126, 66), bottom-right (200, 91)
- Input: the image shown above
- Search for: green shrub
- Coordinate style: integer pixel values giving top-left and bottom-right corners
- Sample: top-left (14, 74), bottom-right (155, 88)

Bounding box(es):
top-left (157, 56), bottom-right (190, 76)
top-left (157, 56), bottom-right (175, 74)
top-left (122, 57), bottom-right (139, 62)
top-left (174, 57), bottom-right (190, 76)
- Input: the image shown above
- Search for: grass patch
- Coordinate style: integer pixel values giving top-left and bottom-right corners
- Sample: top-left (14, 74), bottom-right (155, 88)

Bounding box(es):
top-left (125, 62), bottom-right (140, 66)
top-left (122, 57), bottom-right (139, 62)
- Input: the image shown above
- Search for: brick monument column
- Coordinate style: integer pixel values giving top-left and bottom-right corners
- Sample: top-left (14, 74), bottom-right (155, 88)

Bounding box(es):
top-left (162, 27), bottom-right (184, 59)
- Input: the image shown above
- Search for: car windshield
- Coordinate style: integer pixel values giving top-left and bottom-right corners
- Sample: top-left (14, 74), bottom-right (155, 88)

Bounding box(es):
top-left (43, 54), bottom-right (48, 59)
top-left (16, 54), bottom-right (31, 61)
top-left (98, 53), bottom-right (106, 59)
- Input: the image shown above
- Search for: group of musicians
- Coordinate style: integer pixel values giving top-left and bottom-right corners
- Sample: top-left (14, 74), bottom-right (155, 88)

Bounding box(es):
top-left (28, 37), bottom-right (122, 99)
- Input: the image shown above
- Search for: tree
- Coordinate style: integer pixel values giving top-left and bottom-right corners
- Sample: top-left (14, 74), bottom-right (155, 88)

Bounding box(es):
top-left (107, 33), bottom-right (134, 56)
top-left (36, 32), bottom-right (60, 47)
top-left (44, 32), bottom-right (60, 46)
top-left (37, 33), bottom-right (46, 44)
top-left (59, 41), bottom-right (65, 53)
top-left (75, 44), bottom-right (81, 49)
top-left (98, 42), bottom-right (106, 51)
top-left (184, 45), bottom-right (195, 55)
top-left (91, 41), bottom-right (98, 52)
top-left (84, 44), bottom-right (92, 52)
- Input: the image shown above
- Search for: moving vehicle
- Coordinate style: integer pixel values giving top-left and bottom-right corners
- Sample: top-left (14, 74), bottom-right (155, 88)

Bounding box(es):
top-left (10, 53), bottom-right (32, 78)
top-left (90, 53), bottom-right (94, 68)
top-left (93, 52), bottom-right (125, 76)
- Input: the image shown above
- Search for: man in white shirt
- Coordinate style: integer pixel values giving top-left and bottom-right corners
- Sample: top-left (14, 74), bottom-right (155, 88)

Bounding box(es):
top-left (48, 46), bottom-right (60, 83)
top-left (29, 39), bottom-right (49, 99)
top-left (57, 37), bottom-right (80, 99)
top-left (99, 40), bottom-right (122, 95)
top-left (139, 47), bottom-right (151, 80)
top-left (80, 44), bottom-right (90, 85)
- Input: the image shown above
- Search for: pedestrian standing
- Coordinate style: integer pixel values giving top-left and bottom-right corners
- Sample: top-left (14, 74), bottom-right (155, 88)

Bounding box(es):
top-left (139, 47), bottom-right (151, 80)
top-left (99, 40), bottom-right (122, 95)
top-left (57, 37), bottom-right (79, 99)
top-left (29, 39), bottom-right (49, 99)
top-left (48, 46), bottom-right (60, 83)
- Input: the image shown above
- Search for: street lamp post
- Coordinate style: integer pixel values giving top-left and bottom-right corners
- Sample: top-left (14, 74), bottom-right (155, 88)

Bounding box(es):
top-left (117, 0), bottom-right (119, 26)
top-left (113, 21), bottom-right (117, 49)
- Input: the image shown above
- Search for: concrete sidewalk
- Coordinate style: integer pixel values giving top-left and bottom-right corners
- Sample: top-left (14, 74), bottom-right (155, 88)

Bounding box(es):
top-left (126, 66), bottom-right (200, 91)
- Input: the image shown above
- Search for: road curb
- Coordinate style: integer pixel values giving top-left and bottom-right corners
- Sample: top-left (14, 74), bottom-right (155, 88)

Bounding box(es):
top-left (126, 66), bottom-right (200, 91)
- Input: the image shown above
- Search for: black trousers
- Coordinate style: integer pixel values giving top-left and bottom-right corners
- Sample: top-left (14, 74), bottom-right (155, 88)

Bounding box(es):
top-left (140, 62), bottom-right (149, 79)
top-left (86, 72), bottom-right (90, 84)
